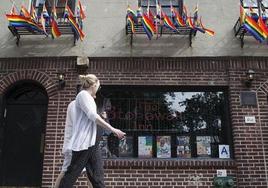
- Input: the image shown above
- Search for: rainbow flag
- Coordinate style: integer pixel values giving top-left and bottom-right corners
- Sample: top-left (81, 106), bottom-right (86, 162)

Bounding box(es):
top-left (50, 5), bottom-right (61, 39)
top-left (67, 8), bottom-right (85, 40)
top-left (171, 7), bottom-right (186, 27)
top-left (69, 16), bottom-right (85, 40)
top-left (51, 18), bottom-right (61, 38)
top-left (161, 11), bottom-right (177, 32)
top-left (240, 5), bottom-right (245, 24)
top-left (258, 17), bottom-right (268, 38)
top-left (136, 7), bottom-right (142, 18)
top-left (63, 1), bottom-right (74, 19)
top-left (127, 6), bottom-right (137, 23)
top-left (42, 4), bottom-right (49, 18)
top-left (52, 4), bottom-right (57, 20)
top-left (194, 21), bottom-right (205, 34)
top-left (20, 5), bottom-right (31, 18)
top-left (77, 0), bottom-right (86, 20)
top-left (199, 18), bottom-right (215, 36)
top-left (244, 14), bottom-right (265, 42)
top-left (30, 4), bottom-right (38, 22)
top-left (66, 5), bottom-right (74, 18)
top-left (6, 14), bottom-right (45, 34)
top-left (147, 9), bottom-right (155, 23)
top-left (186, 16), bottom-right (195, 29)
top-left (127, 14), bottom-right (135, 33)
top-left (141, 13), bottom-right (156, 40)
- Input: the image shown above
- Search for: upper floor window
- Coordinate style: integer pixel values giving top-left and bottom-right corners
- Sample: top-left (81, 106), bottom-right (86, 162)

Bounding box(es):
top-left (30, 0), bottom-right (76, 17)
top-left (138, 0), bottom-right (183, 16)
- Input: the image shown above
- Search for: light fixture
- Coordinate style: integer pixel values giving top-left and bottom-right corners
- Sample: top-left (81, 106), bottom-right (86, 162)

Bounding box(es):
top-left (57, 72), bottom-right (65, 90)
top-left (244, 69), bottom-right (255, 87)
top-left (76, 56), bottom-right (89, 72)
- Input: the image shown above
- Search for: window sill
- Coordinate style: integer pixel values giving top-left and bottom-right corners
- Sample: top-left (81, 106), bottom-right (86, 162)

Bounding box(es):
top-left (103, 158), bottom-right (236, 169)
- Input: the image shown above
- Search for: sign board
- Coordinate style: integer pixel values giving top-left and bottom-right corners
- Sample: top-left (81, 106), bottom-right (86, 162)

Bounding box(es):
top-left (219, 145), bottom-right (230, 159)
top-left (240, 91), bottom-right (257, 106)
top-left (245, 116), bottom-right (256, 124)
top-left (217, 169), bottom-right (227, 177)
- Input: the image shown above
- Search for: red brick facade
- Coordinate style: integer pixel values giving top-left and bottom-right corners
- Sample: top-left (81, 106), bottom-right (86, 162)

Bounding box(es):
top-left (0, 56), bottom-right (268, 187)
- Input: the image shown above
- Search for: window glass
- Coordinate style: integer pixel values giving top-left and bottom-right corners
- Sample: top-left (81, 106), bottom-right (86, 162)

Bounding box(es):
top-left (31, 0), bottom-right (76, 17)
top-left (242, 0), bottom-right (258, 7)
top-left (96, 87), bottom-right (232, 159)
top-left (139, 0), bottom-right (183, 17)
top-left (261, 0), bottom-right (268, 7)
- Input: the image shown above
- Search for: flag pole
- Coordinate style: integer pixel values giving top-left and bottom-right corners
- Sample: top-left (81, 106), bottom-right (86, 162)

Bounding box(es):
top-left (156, 0), bottom-right (159, 39)
top-left (257, 0), bottom-right (262, 17)
top-left (147, 0), bottom-right (150, 15)
top-left (28, 0), bottom-right (32, 11)
top-left (9, 0), bottom-right (20, 13)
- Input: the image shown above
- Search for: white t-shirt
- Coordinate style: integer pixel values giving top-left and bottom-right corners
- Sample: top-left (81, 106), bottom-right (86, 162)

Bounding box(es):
top-left (62, 100), bottom-right (76, 154)
top-left (68, 90), bottom-right (98, 151)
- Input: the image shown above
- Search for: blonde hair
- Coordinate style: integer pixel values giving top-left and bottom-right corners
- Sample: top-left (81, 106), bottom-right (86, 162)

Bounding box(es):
top-left (79, 74), bottom-right (99, 89)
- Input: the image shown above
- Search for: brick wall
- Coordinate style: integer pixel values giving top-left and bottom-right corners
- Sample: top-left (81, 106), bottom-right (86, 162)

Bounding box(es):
top-left (0, 56), bottom-right (268, 187)
top-left (0, 57), bottom-right (91, 187)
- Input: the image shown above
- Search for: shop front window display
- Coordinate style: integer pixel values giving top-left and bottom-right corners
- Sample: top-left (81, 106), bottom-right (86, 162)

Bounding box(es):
top-left (95, 86), bottom-right (232, 159)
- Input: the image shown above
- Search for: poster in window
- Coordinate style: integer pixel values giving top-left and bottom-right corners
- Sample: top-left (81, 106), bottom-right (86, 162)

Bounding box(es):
top-left (176, 136), bottom-right (191, 158)
top-left (157, 136), bottom-right (171, 158)
top-left (99, 136), bottom-right (110, 158)
top-left (119, 136), bottom-right (133, 157)
top-left (138, 136), bottom-right (153, 158)
top-left (196, 136), bottom-right (211, 157)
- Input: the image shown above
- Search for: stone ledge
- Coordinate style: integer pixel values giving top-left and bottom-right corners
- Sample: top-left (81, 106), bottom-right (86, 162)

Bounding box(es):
top-left (104, 158), bottom-right (237, 169)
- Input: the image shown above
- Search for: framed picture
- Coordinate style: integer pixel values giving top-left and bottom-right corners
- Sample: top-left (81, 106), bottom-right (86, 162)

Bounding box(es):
top-left (156, 136), bottom-right (171, 158)
top-left (119, 136), bottom-right (133, 157)
top-left (196, 136), bottom-right (211, 157)
top-left (176, 136), bottom-right (191, 158)
top-left (138, 136), bottom-right (153, 158)
top-left (99, 136), bottom-right (110, 158)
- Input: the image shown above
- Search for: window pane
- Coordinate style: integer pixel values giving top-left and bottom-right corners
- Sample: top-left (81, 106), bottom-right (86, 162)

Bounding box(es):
top-left (262, 0), bottom-right (268, 7)
top-left (97, 87), bottom-right (230, 159)
top-left (139, 0), bottom-right (182, 16)
top-left (243, 0), bottom-right (258, 7)
top-left (100, 90), bottom-right (224, 134)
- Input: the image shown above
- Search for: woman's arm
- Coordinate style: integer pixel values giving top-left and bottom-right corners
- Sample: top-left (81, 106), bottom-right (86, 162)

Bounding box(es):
top-left (95, 114), bottom-right (125, 139)
top-left (77, 91), bottom-right (98, 121)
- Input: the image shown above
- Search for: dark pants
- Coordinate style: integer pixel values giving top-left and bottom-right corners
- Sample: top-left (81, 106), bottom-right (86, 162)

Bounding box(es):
top-left (58, 144), bottom-right (105, 188)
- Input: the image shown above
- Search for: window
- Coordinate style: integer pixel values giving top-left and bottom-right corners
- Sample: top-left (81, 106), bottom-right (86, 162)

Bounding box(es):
top-left (241, 0), bottom-right (258, 7)
top-left (96, 86), bottom-right (233, 159)
top-left (31, 0), bottom-right (76, 17)
top-left (138, 0), bottom-right (183, 16)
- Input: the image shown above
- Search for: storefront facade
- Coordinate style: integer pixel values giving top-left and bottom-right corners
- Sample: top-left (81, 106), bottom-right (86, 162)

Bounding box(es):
top-left (0, 56), bottom-right (267, 187)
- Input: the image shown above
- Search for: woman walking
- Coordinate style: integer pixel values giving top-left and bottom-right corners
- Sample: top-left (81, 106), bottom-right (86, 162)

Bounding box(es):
top-left (59, 74), bottom-right (125, 188)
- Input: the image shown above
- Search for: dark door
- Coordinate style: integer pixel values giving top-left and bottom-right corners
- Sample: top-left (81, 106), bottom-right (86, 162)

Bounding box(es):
top-left (0, 81), bottom-right (48, 187)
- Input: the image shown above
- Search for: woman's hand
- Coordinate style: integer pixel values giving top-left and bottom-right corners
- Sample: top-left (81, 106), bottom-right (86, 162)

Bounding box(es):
top-left (112, 128), bottom-right (126, 139)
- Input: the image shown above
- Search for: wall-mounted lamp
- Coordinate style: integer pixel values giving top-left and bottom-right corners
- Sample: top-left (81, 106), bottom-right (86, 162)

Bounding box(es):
top-left (244, 69), bottom-right (255, 87)
top-left (76, 56), bottom-right (89, 73)
top-left (57, 72), bottom-right (66, 90)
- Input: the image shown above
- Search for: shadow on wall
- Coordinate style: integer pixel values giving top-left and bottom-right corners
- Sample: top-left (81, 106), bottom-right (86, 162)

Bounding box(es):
top-left (91, 28), bottom-right (192, 57)
top-left (0, 33), bottom-right (75, 57)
